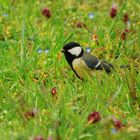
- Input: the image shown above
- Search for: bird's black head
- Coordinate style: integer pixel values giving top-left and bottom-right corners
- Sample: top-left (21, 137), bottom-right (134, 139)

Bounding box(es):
top-left (62, 42), bottom-right (84, 67)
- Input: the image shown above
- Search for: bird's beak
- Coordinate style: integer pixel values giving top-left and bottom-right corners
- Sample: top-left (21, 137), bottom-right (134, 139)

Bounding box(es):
top-left (61, 49), bottom-right (65, 53)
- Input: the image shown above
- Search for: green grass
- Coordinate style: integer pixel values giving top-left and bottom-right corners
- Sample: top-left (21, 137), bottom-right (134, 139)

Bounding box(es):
top-left (0, 0), bottom-right (140, 139)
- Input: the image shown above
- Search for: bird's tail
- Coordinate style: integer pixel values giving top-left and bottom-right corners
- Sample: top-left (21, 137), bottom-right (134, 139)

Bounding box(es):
top-left (96, 60), bottom-right (139, 74)
top-left (95, 60), bottom-right (114, 73)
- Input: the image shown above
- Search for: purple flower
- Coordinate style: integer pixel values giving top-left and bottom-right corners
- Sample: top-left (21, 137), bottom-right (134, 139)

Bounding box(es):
top-left (110, 4), bottom-right (117, 19)
top-left (42, 7), bottom-right (51, 18)
top-left (88, 111), bottom-right (101, 124)
top-left (123, 13), bottom-right (129, 23)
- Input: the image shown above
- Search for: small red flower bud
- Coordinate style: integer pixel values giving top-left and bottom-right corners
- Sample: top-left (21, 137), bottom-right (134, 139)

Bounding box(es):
top-left (124, 28), bottom-right (129, 33)
top-left (24, 109), bottom-right (37, 119)
top-left (110, 4), bottom-right (117, 19)
top-left (88, 111), bottom-right (101, 124)
top-left (121, 28), bottom-right (129, 40)
top-left (121, 32), bottom-right (126, 40)
top-left (51, 87), bottom-right (57, 95)
top-left (92, 34), bottom-right (98, 40)
top-left (123, 13), bottom-right (129, 23)
top-left (76, 22), bottom-right (86, 28)
top-left (113, 119), bottom-right (123, 129)
top-left (42, 7), bottom-right (51, 18)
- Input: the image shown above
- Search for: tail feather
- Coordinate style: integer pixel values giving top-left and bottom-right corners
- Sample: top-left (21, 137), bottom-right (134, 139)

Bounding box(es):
top-left (101, 61), bottom-right (114, 73)
top-left (95, 60), bottom-right (114, 73)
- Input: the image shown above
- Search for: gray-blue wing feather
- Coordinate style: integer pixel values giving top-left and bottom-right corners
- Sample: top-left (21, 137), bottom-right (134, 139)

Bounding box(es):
top-left (82, 53), bottom-right (113, 73)
top-left (82, 53), bottom-right (99, 68)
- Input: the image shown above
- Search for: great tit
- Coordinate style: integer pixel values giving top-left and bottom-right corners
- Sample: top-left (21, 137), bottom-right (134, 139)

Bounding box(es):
top-left (62, 42), bottom-right (114, 80)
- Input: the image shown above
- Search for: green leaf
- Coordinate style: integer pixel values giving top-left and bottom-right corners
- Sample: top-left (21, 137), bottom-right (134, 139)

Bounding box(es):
top-left (0, 0), bottom-right (10, 8)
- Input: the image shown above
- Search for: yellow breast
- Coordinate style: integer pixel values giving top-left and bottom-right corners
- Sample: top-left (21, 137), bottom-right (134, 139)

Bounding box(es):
top-left (72, 58), bottom-right (93, 79)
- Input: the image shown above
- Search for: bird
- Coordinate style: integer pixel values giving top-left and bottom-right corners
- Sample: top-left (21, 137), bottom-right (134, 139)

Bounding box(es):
top-left (61, 42), bottom-right (114, 80)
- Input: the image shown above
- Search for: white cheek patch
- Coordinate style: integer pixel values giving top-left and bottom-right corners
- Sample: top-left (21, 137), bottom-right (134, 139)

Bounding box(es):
top-left (68, 47), bottom-right (82, 56)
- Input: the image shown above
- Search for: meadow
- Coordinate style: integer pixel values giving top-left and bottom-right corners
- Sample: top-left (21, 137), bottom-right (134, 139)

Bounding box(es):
top-left (0, 0), bottom-right (140, 139)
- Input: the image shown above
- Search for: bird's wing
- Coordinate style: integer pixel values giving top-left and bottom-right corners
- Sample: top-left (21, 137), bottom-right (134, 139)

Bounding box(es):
top-left (82, 53), bottom-right (100, 69)
top-left (82, 52), bottom-right (113, 73)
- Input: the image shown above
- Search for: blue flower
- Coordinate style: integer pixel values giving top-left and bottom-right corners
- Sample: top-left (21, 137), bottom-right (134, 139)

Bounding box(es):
top-left (88, 13), bottom-right (94, 19)
top-left (111, 128), bottom-right (117, 134)
top-left (86, 47), bottom-right (91, 53)
top-left (2, 13), bottom-right (9, 17)
top-left (44, 48), bottom-right (50, 54)
top-left (37, 49), bottom-right (43, 53)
